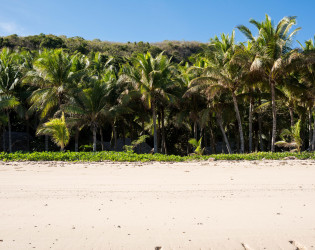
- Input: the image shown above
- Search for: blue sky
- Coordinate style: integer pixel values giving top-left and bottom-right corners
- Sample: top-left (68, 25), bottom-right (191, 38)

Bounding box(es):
top-left (0, 0), bottom-right (314, 46)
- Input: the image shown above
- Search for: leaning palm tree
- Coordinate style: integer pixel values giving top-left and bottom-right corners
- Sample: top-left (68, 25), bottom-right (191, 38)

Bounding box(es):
top-left (190, 32), bottom-right (246, 153)
top-left (36, 113), bottom-right (70, 151)
top-left (237, 14), bottom-right (301, 152)
top-left (120, 52), bottom-right (173, 153)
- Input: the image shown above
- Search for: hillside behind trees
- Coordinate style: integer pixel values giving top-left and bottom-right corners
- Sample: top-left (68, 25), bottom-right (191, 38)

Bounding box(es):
top-left (0, 34), bottom-right (205, 63)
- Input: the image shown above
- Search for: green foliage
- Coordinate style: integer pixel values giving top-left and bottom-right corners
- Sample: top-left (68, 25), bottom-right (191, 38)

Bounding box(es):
top-left (79, 144), bottom-right (93, 152)
top-left (0, 34), bottom-right (203, 62)
top-left (188, 137), bottom-right (204, 155)
top-left (123, 145), bottom-right (134, 153)
top-left (276, 119), bottom-right (302, 152)
top-left (123, 135), bottom-right (150, 153)
top-left (0, 151), bottom-right (314, 162)
top-left (0, 15), bottom-right (314, 156)
top-left (36, 113), bottom-right (70, 151)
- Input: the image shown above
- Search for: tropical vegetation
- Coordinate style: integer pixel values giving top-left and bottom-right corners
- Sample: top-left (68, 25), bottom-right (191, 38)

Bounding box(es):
top-left (1, 14), bottom-right (315, 156)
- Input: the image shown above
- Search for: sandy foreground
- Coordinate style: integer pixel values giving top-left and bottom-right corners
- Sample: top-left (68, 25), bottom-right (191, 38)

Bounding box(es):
top-left (0, 160), bottom-right (315, 250)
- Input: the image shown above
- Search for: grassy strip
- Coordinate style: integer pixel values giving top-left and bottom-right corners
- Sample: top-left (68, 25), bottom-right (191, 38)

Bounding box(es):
top-left (0, 151), bottom-right (315, 162)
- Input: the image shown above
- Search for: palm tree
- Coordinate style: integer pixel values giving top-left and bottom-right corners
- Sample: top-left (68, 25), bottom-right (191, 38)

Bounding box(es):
top-left (180, 58), bottom-right (208, 141)
top-left (298, 36), bottom-right (315, 150)
top-left (237, 14), bottom-right (301, 152)
top-left (275, 119), bottom-right (302, 153)
top-left (0, 48), bottom-right (21, 152)
top-left (24, 49), bottom-right (87, 151)
top-left (89, 52), bottom-right (114, 80)
top-left (120, 52), bottom-right (173, 153)
top-left (24, 49), bottom-right (84, 119)
top-left (62, 80), bottom-right (113, 152)
top-left (36, 113), bottom-right (70, 151)
top-left (190, 32), bottom-right (246, 153)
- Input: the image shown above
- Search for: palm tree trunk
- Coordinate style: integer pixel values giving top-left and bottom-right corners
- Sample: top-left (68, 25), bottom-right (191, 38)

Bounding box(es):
top-left (26, 118), bottom-right (30, 152)
top-left (75, 128), bottom-right (79, 152)
top-left (235, 122), bottom-right (240, 153)
top-left (270, 79), bottom-right (277, 152)
top-left (100, 128), bottom-right (104, 151)
top-left (232, 92), bottom-right (244, 153)
top-left (93, 124), bottom-right (97, 152)
top-left (161, 107), bottom-right (167, 154)
top-left (300, 114), bottom-right (306, 151)
top-left (122, 126), bottom-right (126, 147)
top-left (289, 106), bottom-right (294, 128)
top-left (258, 96), bottom-right (264, 151)
top-left (141, 120), bottom-right (145, 154)
top-left (249, 95), bottom-right (253, 153)
top-left (309, 108), bottom-right (312, 150)
top-left (158, 111), bottom-right (161, 153)
top-left (2, 127), bottom-right (6, 151)
top-left (200, 127), bottom-right (204, 148)
top-left (7, 111), bottom-right (12, 153)
top-left (113, 123), bottom-right (117, 151)
top-left (209, 119), bottom-right (216, 154)
top-left (312, 116), bottom-right (315, 151)
top-left (194, 121), bottom-right (198, 140)
top-left (45, 135), bottom-right (49, 151)
top-left (216, 113), bottom-right (231, 154)
top-left (203, 128), bottom-right (207, 148)
top-left (152, 101), bottom-right (158, 153)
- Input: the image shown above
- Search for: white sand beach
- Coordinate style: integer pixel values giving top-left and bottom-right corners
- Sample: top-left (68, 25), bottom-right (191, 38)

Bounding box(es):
top-left (1, 160), bottom-right (315, 249)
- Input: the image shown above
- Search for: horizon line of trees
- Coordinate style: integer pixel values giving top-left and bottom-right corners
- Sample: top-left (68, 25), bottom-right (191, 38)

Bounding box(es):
top-left (1, 14), bottom-right (315, 155)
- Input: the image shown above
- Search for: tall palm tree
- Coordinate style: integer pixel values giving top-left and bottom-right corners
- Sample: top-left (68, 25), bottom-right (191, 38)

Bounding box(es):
top-left (237, 14), bottom-right (301, 152)
top-left (190, 32), bottom-right (246, 153)
top-left (180, 58), bottom-right (208, 141)
top-left (62, 80), bottom-right (113, 152)
top-left (120, 52), bottom-right (173, 153)
top-left (24, 49), bottom-right (84, 119)
top-left (298, 36), bottom-right (315, 150)
top-left (0, 48), bottom-right (21, 152)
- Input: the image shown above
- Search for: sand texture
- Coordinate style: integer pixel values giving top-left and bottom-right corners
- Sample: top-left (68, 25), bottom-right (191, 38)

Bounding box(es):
top-left (1, 160), bottom-right (315, 250)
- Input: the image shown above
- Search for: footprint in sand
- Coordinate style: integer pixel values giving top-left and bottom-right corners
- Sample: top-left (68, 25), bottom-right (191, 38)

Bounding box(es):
top-left (241, 242), bottom-right (253, 250)
top-left (289, 240), bottom-right (307, 250)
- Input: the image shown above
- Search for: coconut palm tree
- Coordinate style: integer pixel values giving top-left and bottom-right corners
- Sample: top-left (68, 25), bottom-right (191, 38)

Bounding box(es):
top-left (297, 37), bottom-right (315, 150)
top-left (36, 113), bottom-right (70, 151)
top-left (0, 48), bottom-right (21, 152)
top-left (180, 58), bottom-right (208, 141)
top-left (120, 52), bottom-right (173, 153)
top-left (190, 32), bottom-right (246, 153)
top-left (24, 49), bottom-right (84, 119)
top-left (89, 52), bottom-right (114, 80)
top-left (62, 80), bottom-right (116, 152)
top-left (237, 14), bottom-right (301, 152)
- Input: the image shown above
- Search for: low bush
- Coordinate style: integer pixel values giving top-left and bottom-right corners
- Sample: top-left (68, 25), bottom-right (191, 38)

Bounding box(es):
top-left (0, 151), bottom-right (314, 162)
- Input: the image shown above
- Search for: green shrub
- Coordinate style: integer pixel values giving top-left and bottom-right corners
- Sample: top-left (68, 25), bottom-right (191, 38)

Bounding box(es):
top-left (0, 151), bottom-right (314, 162)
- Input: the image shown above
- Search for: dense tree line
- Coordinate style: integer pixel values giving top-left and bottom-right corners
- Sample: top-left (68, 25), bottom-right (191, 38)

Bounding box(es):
top-left (1, 14), bottom-right (315, 154)
top-left (0, 33), bottom-right (204, 63)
